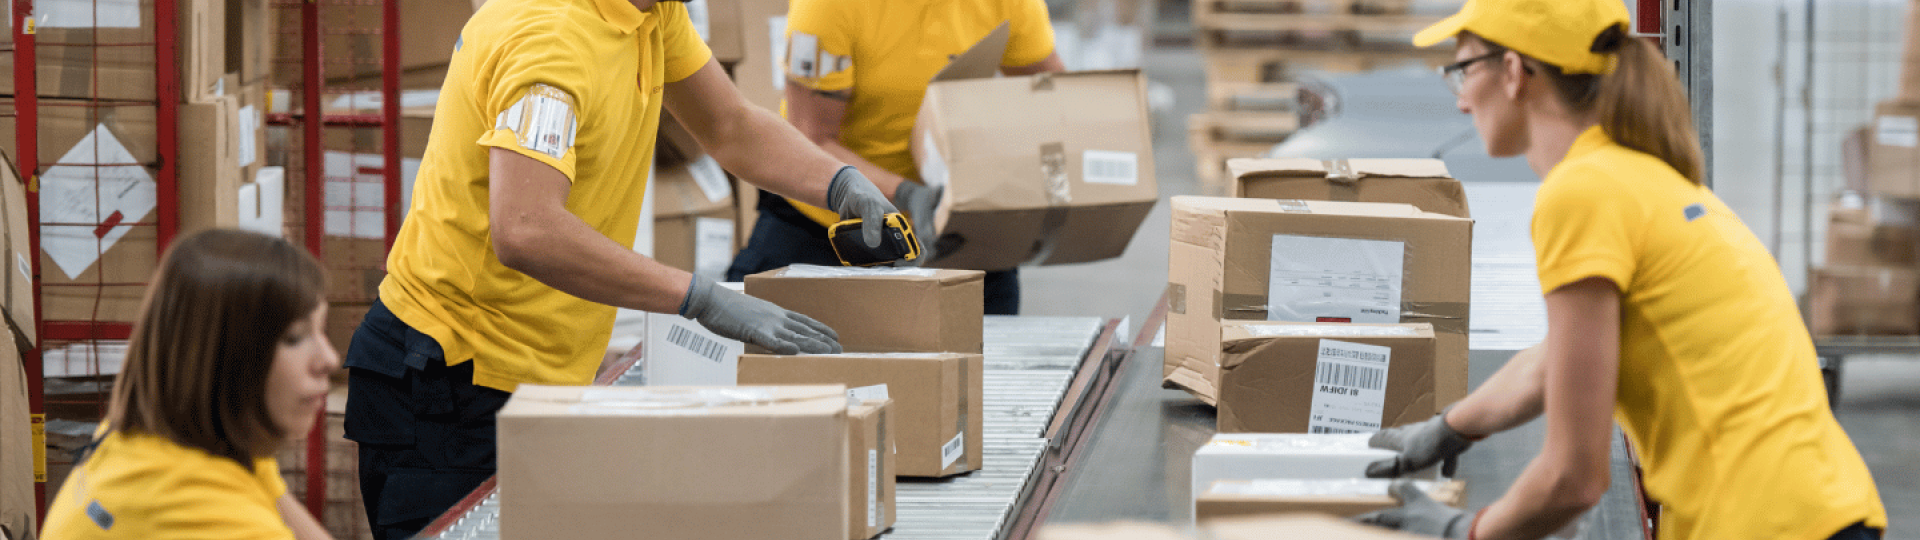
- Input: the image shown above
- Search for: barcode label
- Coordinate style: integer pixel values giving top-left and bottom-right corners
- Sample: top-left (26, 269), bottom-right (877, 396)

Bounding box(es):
top-left (1310, 426), bottom-right (1366, 434)
top-left (667, 323), bottom-right (729, 363)
top-left (941, 432), bottom-right (964, 469)
top-left (1880, 115), bottom-right (1920, 148)
top-left (1082, 150), bottom-right (1139, 185)
top-left (1316, 361), bottom-right (1386, 391)
top-left (867, 449), bottom-right (880, 528)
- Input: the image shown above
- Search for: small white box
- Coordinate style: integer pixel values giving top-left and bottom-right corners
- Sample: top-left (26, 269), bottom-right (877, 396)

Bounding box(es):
top-left (1191, 433), bottom-right (1434, 504)
top-left (639, 310), bottom-right (745, 386)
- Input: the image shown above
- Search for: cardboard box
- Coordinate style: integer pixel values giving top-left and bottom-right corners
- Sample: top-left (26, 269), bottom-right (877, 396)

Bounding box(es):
top-left (271, 0), bottom-right (472, 86)
top-left (497, 385), bottom-right (850, 540)
top-left (638, 312), bottom-right (746, 386)
top-left (656, 113), bottom-right (709, 169)
top-left (324, 236), bottom-right (388, 303)
top-left (912, 32), bottom-right (1158, 269)
top-left (1036, 522), bottom-right (1190, 540)
top-left (729, 0), bottom-right (792, 111)
top-left (739, 353), bottom-right (984, 477)
top-left (848, 399), bottom-right (896, 540)
top-left (1205, 514), bottom-right (1433, 540)
top-left (1809, 266), bottom-right (1920, 336)
top-left (1903, 0), bottom-right (1920, 102)
top-left (653, 157), bottom-right (736, 280)
top-left (1229, 158), bottom-right (1470, 219)
top-left (0, 153), bottom-right (38, 346)
top-left (1868, 100), bottom-right (1920, 198)
top-left (0, 0), bottom-right (262, 101)
top-left (744, 267), bottom-right (984, 354)
top-left (1824, 194), bottom-right (1920, 267)
top-left (180, 82), bottom-right (269, 235)
top-left (0, 331), bottom-right (32, 540)
top-left (703, 0), bottom-right (746, 63)
top-left (1165, 197), bottom-right (1472, 408)
top-left (1195, 479), bottom-right (1463, 523)
top-left (1190, 433), bottom-right (1432, 505)
top-left (1215, 322), bottom-right (1442, 434)
top-left (1844, 126), bottom-right (1871, 194)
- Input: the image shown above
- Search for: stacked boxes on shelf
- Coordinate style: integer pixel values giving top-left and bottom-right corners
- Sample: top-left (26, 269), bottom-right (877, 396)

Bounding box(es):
top-left (1821, 2), bottom-right (1920, 337)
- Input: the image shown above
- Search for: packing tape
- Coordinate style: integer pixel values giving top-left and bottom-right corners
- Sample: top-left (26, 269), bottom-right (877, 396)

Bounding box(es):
top-left (1214, 291), bottom-right (1469, 336)
top-left (1023, 143), bottom-right (1074, 265)
top-left (540, 387), bottom-right (826, 413)
top-left (956, 356), bottom-right (971, 471)
top-left (1167, 283), bottom-right (1188, 315)
top-left (1031, 72), bottom-right (1055, 92)
top-left (1320, 159), bottom-right (1360, 202)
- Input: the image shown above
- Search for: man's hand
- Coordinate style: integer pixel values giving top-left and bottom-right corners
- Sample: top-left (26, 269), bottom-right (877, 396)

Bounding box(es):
top-left (680, 275), bottom-right (841, 354)
top-left (1366, 410), bottom-right (1476, 478)
top-left (890, 180), bottom-right (941, 263)
top-left (1354, 480), bottom-right (1472, 538)
top-left (827, 166), bottom-right (902, 248)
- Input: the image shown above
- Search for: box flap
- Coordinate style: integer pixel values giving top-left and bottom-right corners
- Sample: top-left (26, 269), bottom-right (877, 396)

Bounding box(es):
top-left (1173, 196), bottom-right (1444, 220)
top-left (1231, 158), bottom-right (1454, 182)
top-left (757, 265), bottom-right (983, 284)
top-left (930, 22), bottom-right (1010, 83)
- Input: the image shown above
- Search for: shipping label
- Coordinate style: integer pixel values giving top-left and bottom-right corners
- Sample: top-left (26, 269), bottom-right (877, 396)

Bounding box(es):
top-left (1267, 235), bottom-right (1404, 323)
top-left (1306, 339), bottom-right (1391, 434)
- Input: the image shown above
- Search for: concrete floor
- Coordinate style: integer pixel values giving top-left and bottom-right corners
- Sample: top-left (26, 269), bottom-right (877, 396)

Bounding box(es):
top-left (1022, 38), bottom-right (1920, 537)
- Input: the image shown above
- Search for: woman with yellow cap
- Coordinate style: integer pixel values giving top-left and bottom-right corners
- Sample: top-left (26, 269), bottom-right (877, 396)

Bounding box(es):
top-left (1353, 0), bottom-right (1888, 539)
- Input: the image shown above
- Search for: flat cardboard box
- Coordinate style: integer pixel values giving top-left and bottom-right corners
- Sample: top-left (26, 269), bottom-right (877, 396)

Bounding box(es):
top-left (653, 157), bottom-right (736, 280)
top-left (0, 331), bottom-right (32, 540)
top-left (744, 267), bottom-right (984, 354)
top-left (738, 353), bottom-right (984, 477)
top-left (912, 66), bottom-right (1159, 269)
top-left (1215, 322), bottom-right (1441, 434)
top-left (1190, 433), bottom-right (1433, 507)
top-left (638, 312), bottom-right (746, 386)
top-left (1035, 522), bottom-right (1189, 540)
top-left (848, 399), bottom-right (896, 540)
top-left (1809, 266), bottom-right (1920, 336)
top-left (1165, 197), bottom-right (1471, 408)
top-left (498, 385), bottom-right (850, 540)
top-left (1824, 195), bottom-right (1920, 267)
top-left (0, 153), bottom-right (38, 346)
top-left (1195, 479), bottom-right (1464, 523)
top-left (1868, 101), bottom-right (1920, 198)
top-left (1205, 514), bottom-right (1434, 540)
top-left (1229, 158), bottom-right (1470, 218)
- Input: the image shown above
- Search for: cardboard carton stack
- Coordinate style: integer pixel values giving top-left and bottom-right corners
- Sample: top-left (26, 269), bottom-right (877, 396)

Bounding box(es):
top-left (1187, 0), bottom-right (1454, 189)
top-left (1829, 3), bottom-right (1920, 336)
top-left (654, 114), bottom-right (739, 281)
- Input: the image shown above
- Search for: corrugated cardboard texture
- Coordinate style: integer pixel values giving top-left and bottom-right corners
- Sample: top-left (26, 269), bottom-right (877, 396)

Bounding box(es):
top-left (180, 95), bottom-right (245, 234)
top-left (1205, 513), bottom-right (1436, 540)
top-left (913, 71), bottom-right (1158, 269)
top-left (705, 0), bottom-right (745, 62)
top-left (0, 332), bottom-right (32, 540)
top-left (270, 0), bottom-right (471, 86)
top-left (729, 0), bottom-right (790, 111)
top-left (1810, 266), bottom-right (1920, 336)
top-left (1825, 198), bottom-right (1920, 267)
top-left (1035, 522), bottom-right (1189, 540)
top-left (1165, 198), bottom-right (1470, 408)
top-left (738, 354), bottom-right (984, 477)
top-left (1229, 158), bottom-right (1470, 219)
top-left (848, 400), bottom-right (896, 540)
top-left (1195, 480), bottom-right (1465, 523)
top-left (0, 153), bottom-right (36, 346)
top-left (498, 385), bottom-right (850, 540)
top-left (745, 268), bottom-right (985, 353)
top-left (1215, 323), bottom-right (1439, 434)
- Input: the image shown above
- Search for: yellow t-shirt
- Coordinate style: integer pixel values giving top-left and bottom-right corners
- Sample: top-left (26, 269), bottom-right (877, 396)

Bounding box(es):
top-left (42, 431), bottom-right (289, 539)
top-left (1532, 127), bottom-right (1887, 540)
top-left (378, 0), bottom-right (712, 391)
top-left (780, 0), bottom-right (1056, 226)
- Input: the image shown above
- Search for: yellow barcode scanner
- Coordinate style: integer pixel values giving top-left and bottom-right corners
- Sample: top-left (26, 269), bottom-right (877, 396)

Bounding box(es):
top-left (829, 213), bottom-right (921, 266)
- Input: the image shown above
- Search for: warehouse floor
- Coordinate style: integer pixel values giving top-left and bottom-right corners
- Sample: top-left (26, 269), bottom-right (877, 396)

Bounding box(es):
top-left (1022, 40), bottom-right (1920, 536)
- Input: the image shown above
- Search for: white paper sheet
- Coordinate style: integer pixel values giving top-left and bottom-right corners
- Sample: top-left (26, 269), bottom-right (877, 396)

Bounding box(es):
top-left (41, 124), bottom-right (156, 279)
top-left (1267, 235), bottom-right (1404, 323)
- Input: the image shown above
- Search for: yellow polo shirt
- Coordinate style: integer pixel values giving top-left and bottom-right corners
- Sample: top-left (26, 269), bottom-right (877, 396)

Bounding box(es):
top-left (378, 0), bottom-right (712, 391)
top-left (1532, 127), bottom-right (1886, 540)
top-left (42, 431), bottom-right (289, 539)
top-left (780, 0), bottom-right (1056, 226)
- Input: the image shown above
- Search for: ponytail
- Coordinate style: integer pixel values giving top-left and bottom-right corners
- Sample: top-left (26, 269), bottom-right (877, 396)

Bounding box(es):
top-left (1591, 36), bottom-right (1705, 184)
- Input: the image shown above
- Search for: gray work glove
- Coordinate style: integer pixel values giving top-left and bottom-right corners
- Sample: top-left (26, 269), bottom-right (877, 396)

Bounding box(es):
top-left (679, 275), bottom-right (841, 355)
top-left (1354, 480), bottom-right (1472, 538)
top-left (826, 166), bottom-right (902, 249)
top-left (889, 180), bottom-right (941, 263)
top-left (1365, 409), bottom-right (1475, 478)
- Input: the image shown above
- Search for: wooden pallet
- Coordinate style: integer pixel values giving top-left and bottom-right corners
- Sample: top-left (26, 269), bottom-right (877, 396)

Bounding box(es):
top-left (1188, 111), bottom-right (1302, 188)
top-left (1193, 0), bottom-right (1417, 20)
top-left (1200, 45), bottom-right (1453, 88)
top-left (1207, 80), bottom-right (1302, 112)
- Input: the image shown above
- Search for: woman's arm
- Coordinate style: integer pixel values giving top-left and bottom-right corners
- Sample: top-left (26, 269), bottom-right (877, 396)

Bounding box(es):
top-left (1448, 344), bottom-right (1549, 435)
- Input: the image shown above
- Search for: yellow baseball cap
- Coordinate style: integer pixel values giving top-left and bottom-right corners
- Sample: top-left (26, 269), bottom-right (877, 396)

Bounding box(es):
top-left (1412, 0), bottom-right (1633, 75)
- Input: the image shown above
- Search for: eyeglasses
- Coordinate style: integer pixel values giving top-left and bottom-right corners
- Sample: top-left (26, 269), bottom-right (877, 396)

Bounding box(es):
top-left (1438, 51), bottom-right (1505, 95)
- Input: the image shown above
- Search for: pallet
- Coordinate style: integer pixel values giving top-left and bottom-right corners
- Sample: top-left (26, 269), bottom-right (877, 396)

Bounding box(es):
top-left (1200, 45), bottom-right (1453, 88)
top-left (1207, 80), bottom-right (1302, 112)
top-left (1193, 0), bottom-right (1418, 20)
top-left (1188, 111), bottom-right (1302, 188)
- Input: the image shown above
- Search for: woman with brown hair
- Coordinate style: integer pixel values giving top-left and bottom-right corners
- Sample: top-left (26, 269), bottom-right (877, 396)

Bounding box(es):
top-left (41, 229), bottom-right (339, 539)
top-left (1356, 0), bottom-right (1888, 539)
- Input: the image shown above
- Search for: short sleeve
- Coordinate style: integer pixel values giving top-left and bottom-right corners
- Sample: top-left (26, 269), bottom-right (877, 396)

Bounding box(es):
top-left (253, 457), bottom-right (287, 499)
top-left (783, 0), bottom-right (857, 93)
top-left (474, 34), bottom-right (590, 181)
top-left (1002, 0), bottom-right (1056, 68)
top-left (1532, 165), bottom-right (1641, 295)
top-left (661, 3), bottom-right (714, 83)
top-left (149, 465), bottom-right (296, 540)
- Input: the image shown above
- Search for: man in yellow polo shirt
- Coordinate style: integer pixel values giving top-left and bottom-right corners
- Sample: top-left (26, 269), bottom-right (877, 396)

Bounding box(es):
top-left (722, 0), bottom-right (1064, 315)
top-left (341, 0), bottom-right (903, 537)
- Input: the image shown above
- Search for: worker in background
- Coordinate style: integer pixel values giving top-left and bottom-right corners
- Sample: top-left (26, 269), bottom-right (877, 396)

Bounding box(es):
top-left (722, 0), bottom-right (1067, 315)
top-left (342, 0), bottom-right (905, 537)
top-left (42, 229), bottom-right (338, 540)
top-left (1355, 0), bottom-right (1888, 539)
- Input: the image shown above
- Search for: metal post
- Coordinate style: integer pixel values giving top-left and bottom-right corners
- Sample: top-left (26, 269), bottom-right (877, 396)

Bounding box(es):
top-left (383, 0), bottom-right (401, 250)
top-left (1666, 0), bottom-right (1713, 186)
top-left (300, 0), bottom-right (328, 519)
top-left (12, 0), bottom-right (46, 522)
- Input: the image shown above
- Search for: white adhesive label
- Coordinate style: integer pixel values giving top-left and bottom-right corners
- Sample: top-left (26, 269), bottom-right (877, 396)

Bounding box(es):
top-left (688, 156), bottom-right (730, 203)
top-left (494, 84), bottom-right (578, 160)
top-left (942, 432), bottom-right (964, 469)
top-left (918, 131), bottom-right (949, 188)
top-left (237, 105), bottom-right (260, 168)
top-left (1267, 235), bottom-right (1404, 324)
top-left (41, 0), bottom-right (140, 28)
top-left (1243, 325), bottom-right (1418, 338)
top-left (768, 16), bottom-right (788, 92)
top-left (41, 124), bottom-right (157, 279)
top-left (693, 217), bottom-right (733, 281)
top-left (848, 384), bottom-right (890, 402)
top-left (866, 449), bottom-right (880, 528)
top-left (665, 320), bottom-right (732, 364)
top-left (1082, 150), bottom-right (1139, 185)
top-left (1879, 115), bottom-right (1919, 148)
top-left (781, 264), bottom-right (937, 278)
top-left (1307, 339), bottom-right (1391, 434)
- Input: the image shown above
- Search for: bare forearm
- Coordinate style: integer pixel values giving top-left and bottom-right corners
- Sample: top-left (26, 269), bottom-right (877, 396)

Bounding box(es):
top-left (706, 104), bottom-right (842, 208)
top-left (497, 208), bottom-right (692, 314)
top-left (1477, 454), bottom-right (1602, 540)
top-left (1448, 345), bottom-right (1547, 435)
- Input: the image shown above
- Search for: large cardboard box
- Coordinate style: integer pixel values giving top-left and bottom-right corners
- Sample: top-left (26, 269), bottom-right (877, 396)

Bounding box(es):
top-left (1165, 197), bottom-right (1472, 408)
top-left (0, 0), bottom-right (266, 101)
top-left (0, 331), bottom-right (32, 540)
top-left (739, 353), bottom-right (984, 477)
top-left (1869, 101), bottom-right (1920, 198)
top-left (0, 153), bottom-right (38, 346)
top-left (180, 82), bottom-right (270, 234)
top-left (703, 0), bottom-right (746, 63)
top-left (744, 266), bottom-right (984, 354)
top-left (912, 59), bottom-right (1158, 269)
top-left (1215, 322), bottom-right (1442, 434)
top-left (729, 0), bottom-right (791, 111)
top-left (848, 399), bottom-right (897, 540)
top-left (1229, 158), bottom-right (1470, 219)
top-left (271, 0), bottom-right (472, 86)
top-left (1195, 479), bottom-right (1463, 523)
top-left (1809, 266), bottom-right (1920, 336)
top-left (1903, 0), bottom-right (1920, 102)
top-left (654, 157), bottom-right (737, 281)
top-left (1190, 433), bottom-right (1430, 505)
top-left (1825, 195), bottom-right (1920, 267)
top-left (498, 385), bottom-right (850, 540)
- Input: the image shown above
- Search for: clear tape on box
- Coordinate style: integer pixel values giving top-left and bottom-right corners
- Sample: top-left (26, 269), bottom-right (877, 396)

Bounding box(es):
top-left (780, 264), bottom-right (938, 279)
top-left (1205, 433), bottom-right (1374, 453)
top-left (1207, 478), bottom-right (1443, 497)
top-left (1241, 324), bottom-right (1421, 338)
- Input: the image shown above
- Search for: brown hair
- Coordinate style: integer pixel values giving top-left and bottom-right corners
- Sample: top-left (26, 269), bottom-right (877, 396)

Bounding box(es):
top-left (1468, 30), bottom-right (1706, 184)
top-left (105, 229), bottom-right (327, 465)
